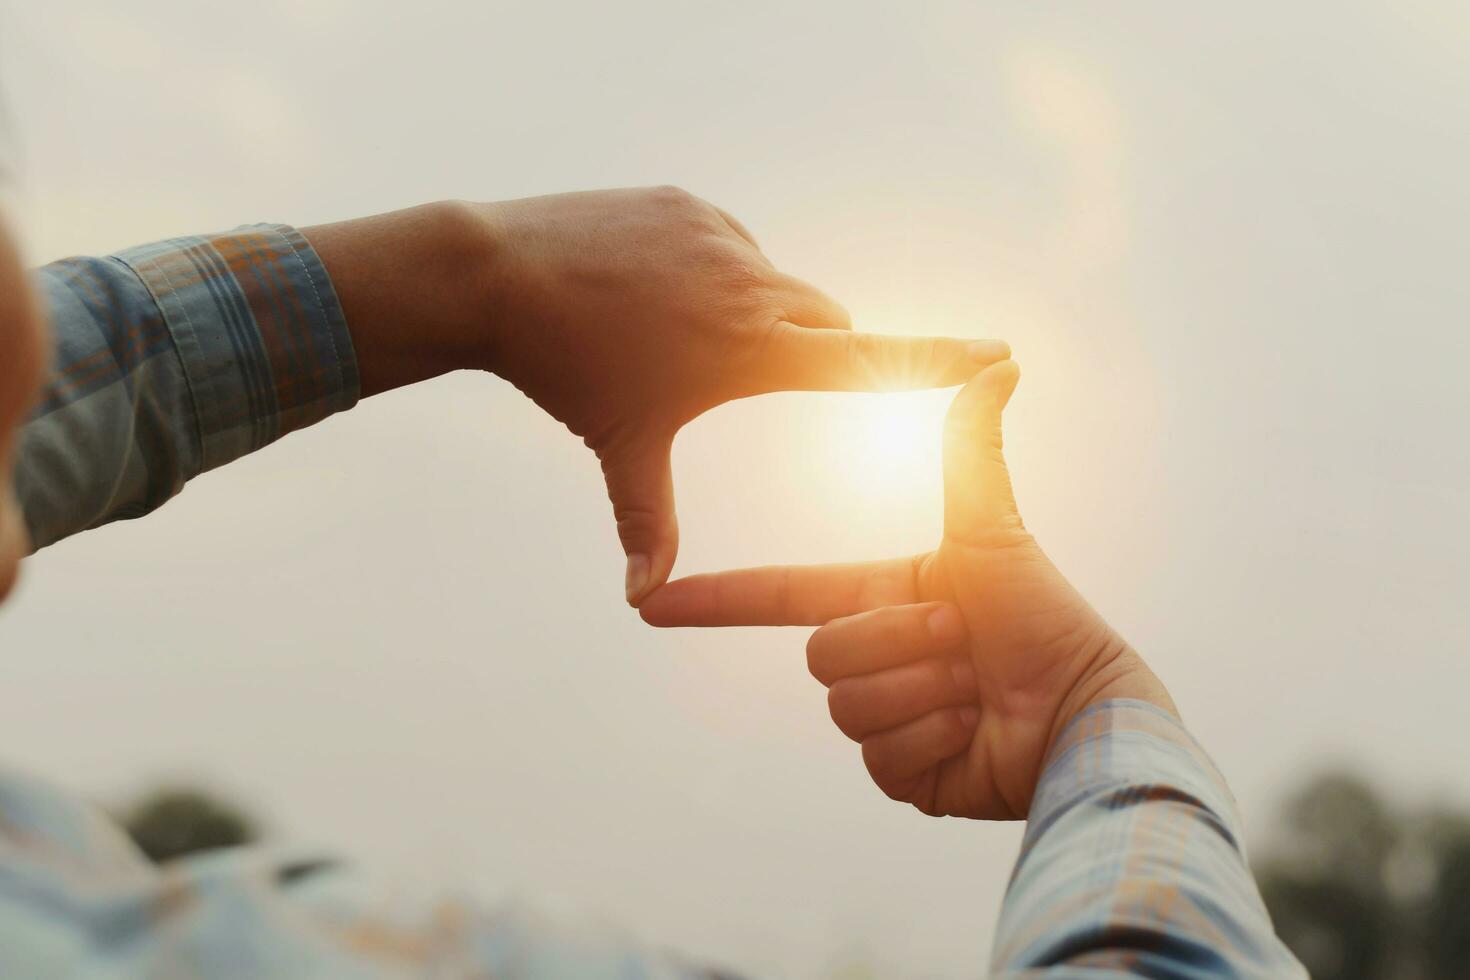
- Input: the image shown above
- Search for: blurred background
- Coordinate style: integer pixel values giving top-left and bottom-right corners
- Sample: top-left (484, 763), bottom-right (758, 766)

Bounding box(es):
top-left (1, 2), bottom-right (1467, 977)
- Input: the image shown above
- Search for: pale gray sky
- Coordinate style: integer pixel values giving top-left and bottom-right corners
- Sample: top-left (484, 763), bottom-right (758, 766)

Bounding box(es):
top-left (1, 2), bottom-right (1467, 977)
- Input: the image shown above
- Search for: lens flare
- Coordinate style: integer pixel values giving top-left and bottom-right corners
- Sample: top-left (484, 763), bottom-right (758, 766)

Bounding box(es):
top-left (828, 388), bottom-right (951, 504)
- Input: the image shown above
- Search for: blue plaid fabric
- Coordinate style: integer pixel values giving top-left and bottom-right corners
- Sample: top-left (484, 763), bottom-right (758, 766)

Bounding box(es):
top-left (19, 224), bottom-right (357, 550)
top-left (993, 701), bottom-right (1305, 977)
top-left (3, 226), bottom-right (1302, 976)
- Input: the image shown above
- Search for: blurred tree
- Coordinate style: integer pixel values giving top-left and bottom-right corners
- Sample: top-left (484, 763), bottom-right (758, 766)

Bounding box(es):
top-left (1422, 812), bottom-right (1470, 980)
top-left (1255, 771), bottom-right (1470, 980)
top-left (119, 787), bottom-right (258, 863)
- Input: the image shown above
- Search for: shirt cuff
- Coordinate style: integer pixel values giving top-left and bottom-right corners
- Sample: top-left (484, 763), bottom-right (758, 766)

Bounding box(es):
top-left (1024, 699), bottom-right (1243, 858)
top-left (115, 224), bottom-right (359, 474)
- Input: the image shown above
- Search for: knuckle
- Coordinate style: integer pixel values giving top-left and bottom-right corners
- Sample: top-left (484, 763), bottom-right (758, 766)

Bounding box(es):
top-left (861, 741), bottom-right (891, 783)
top-left (943, 525), bottom-right (1037, 555)
top-left (913, 795), bottom-right (941, 817)
top-left (703, 245), bottom-right (767, 296)
top-left (649, 184), bottom-right (695, 209)
top-left (907, 553), bottom-right (931, 596)
top-left (943, 408), bottom-right (985, 441)
top-left (805, 632), bottom-right (830, 684)
top-left (868, 767), bottom-right (915, 806)
top-left (774, 564), bottom-right (793, 623)
top-left (826, 680), bottom-right (847, 712)
top-left (778, 565), bottom-right (815, 628)
top-left (610, 499), bottom-right (659, 524)
top-left (923, 659), bottom-right (953, 695)
top-left (785, 278), bottom-right (847, 323)
top-left (611, 504), bottom-right (665, 547)
top-left (944, 709), bottom-right (973, 745)
top-left (855, 561), bottom-right (901, 610)
top-left (827, 684), bottom-right (861, 740)
top-left (849, 331), bottom-right (881, 362)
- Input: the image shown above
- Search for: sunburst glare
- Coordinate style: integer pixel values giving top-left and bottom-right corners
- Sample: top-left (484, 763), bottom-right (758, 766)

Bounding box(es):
top-left (819, 387), bottom-right (954, 524)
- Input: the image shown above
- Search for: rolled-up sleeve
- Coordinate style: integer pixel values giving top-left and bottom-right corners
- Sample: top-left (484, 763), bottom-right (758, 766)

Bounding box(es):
top-left (17, 224), bottom-right (358, 549)
top-left (992, 699), bottom-right (1306, 977)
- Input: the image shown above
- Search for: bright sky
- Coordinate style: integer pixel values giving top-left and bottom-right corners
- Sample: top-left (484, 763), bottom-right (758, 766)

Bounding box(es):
top-left (1, 2), bottom-right (1468, 977)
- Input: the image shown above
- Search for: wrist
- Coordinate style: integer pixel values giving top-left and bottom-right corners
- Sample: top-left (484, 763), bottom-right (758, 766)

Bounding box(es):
top-left (1085, 658), bottom-right (1176, 718)
top-left (1045, 636), bottom-right (1177, 768)
top-left (303, 200), bottom-right (504, 398)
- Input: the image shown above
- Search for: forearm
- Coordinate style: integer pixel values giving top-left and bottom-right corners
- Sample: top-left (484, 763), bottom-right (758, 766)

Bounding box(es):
top-left (18, 200), bottom-right (503, 549)
top-left (992, 700), bottom-right (1304, 977)
top-left (19, 224), bottom-right (358, 549)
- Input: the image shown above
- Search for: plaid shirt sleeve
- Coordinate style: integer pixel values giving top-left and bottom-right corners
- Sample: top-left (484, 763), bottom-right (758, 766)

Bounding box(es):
top-left (992, 699), bottom-right (1306, 977)
top-left (0, 761), bottom-right (740, 978)
top-left (16, 223), bottom-right (358, 550)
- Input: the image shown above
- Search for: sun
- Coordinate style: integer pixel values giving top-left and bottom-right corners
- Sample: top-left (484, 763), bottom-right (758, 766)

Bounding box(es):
top-left (827, 387), bottom-right (952, 508)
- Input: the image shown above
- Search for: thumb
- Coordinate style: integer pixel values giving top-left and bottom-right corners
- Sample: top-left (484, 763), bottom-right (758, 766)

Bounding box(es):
top-left (601, 437), bottom-right (679, 608)
top-left (942, 359), bottom-right (1024, 548)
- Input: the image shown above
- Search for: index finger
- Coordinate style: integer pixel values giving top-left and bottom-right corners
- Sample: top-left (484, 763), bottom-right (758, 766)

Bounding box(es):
top-left (638, 556), bottom-right (924, 627)
top-left (743, 325), bottom-right (1011, 396)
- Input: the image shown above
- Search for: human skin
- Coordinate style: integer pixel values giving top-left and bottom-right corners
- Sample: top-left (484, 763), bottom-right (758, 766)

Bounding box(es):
top-left (300, 187), bottom-right (1009, 605)
top-left (0, 195), bottom-right (1174, 825)
top-left (640, 361), bottom-right (1177, 819)
top-left (0, 189), bottom-right (1009, 609)
top-left (0, 214), bottom-right (46, 604)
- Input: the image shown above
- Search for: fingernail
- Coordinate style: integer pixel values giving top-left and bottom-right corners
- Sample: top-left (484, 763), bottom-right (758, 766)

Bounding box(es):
top-left (951, 660), bottom-right (978, 698)
top-left (624, 554), bottom-right (650, 607)
top-left (968, 340), bottom-right (1010, 362)
top-left (927, 605), bottom-right (965, 643)
top-left (958, 705), bottom-right (980, 728)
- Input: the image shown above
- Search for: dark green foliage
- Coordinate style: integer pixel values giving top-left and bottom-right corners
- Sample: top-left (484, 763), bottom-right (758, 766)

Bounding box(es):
top-left (1256, 772), bottom-right (1470, 980)
top-left (1425, 825), bottom-right (1470, 978)
top-left (120, 787), bottom-right (258, 863)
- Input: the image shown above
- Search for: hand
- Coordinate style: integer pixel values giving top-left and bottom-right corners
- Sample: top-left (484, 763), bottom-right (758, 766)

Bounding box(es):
top-left (0, 486), bottom-right (28, 601)
top-left (304, 189), bottom-right (1009, 605)
top-left (640, 360), bottom-right (1176, 819)
top-left (0, 216), bottom-right (44, 601)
